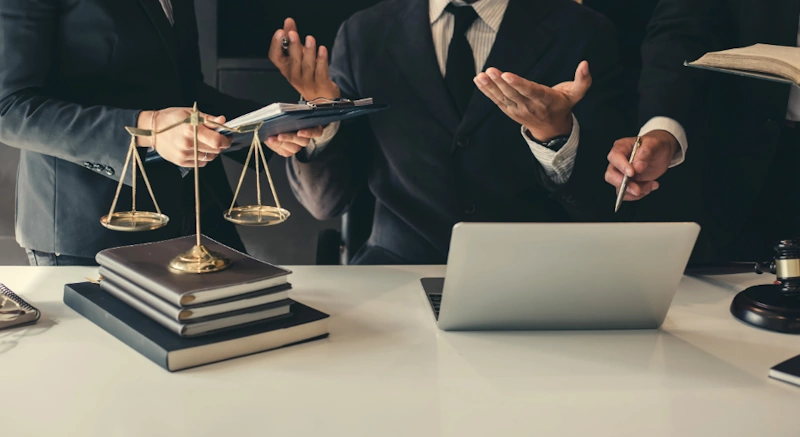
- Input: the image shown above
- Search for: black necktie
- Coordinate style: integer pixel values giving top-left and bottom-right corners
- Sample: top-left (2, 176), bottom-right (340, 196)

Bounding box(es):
top-left (444, 3), bottom-right (479, 116)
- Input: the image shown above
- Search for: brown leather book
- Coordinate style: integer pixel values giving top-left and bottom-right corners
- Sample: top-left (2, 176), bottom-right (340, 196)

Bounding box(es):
top-left (687, 44), bottom-right (800, 86)
top-left (96, 235), bottom-right (291, 308)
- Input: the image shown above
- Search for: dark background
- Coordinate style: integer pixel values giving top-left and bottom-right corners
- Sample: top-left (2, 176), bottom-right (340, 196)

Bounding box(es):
top-left (0, 0), bottom-right (650, 265)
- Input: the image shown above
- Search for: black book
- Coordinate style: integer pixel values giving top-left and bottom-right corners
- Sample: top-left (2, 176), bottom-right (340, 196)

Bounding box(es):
top-left (95, 235), bottom-right (291, 307)
top-left (770, 354), bottom-right (800, 388)
top-left (64, 282), bottom-right (329, 371)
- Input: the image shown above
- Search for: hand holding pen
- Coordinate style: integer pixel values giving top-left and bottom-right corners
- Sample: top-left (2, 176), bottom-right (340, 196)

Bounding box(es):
top-left (268, 18), bottom-right (340, 101)
top-left (605, 130), bottom-right (680, 207)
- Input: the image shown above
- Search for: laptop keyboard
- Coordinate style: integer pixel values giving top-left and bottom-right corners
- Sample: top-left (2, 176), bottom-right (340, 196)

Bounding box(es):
top-left (420, 277), bottom-right (445, 320)
top-left (427, 292), bottom-right (442, 319)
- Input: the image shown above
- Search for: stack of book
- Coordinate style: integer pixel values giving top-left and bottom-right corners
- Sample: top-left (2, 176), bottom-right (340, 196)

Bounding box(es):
top-left (64, 235), bottom-right (329, 371)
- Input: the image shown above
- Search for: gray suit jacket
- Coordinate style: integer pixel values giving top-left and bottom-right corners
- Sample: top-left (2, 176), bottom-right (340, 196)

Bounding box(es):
top-left (0, 0), bottom-right (261, 257)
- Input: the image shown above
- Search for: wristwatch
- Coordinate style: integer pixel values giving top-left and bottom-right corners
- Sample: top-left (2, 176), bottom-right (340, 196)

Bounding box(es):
top-left (526, 129), bottom-right (570, 151)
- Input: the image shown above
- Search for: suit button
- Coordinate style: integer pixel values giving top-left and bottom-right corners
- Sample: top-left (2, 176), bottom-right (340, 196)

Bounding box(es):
top-left (92, 163), bottom-right (103, 171)
top-left (104, 167), bottom-right (115, 176)
top-left (464, 204), bottom-right (475, 215)
top-left (456, 137), bottom-right (469, 148)
top-left (83, 162), bottom-right (93, 169)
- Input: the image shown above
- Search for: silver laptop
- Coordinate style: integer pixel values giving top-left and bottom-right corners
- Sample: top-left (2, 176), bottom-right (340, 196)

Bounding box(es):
top-left (421, 222), bottom-right (700, 331)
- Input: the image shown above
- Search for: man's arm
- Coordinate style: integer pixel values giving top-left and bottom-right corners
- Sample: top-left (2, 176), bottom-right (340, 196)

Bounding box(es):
top-left (285, 19), bottom-right (372, 220)
top-left (605, 0), bottom-right (730, 201)
top-left (475, 14), bottom-right (627, 220)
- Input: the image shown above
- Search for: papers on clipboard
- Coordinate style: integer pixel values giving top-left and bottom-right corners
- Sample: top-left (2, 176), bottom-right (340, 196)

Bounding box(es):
top-left (143, 98), bottom-right (387, 163)
top-left (218, 98), bottom-right (377, 135)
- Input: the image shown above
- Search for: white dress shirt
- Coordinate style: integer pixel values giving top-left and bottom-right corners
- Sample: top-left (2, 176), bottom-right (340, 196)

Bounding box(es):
top-left (641, 14), bottom-right (800, 167)
top-left (310, 0), bottom-right (580, 185)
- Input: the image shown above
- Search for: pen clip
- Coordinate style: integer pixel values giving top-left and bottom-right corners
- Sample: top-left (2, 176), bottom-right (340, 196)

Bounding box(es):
top-left (302, 97), bottom-right (354, 109)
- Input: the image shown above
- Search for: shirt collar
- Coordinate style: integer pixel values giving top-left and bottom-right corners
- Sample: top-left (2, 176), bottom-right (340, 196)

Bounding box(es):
top-left (429, 0), bottom-right (509, 33)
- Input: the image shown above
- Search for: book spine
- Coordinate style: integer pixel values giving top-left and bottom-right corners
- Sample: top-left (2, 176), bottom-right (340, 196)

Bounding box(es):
top-left (63, 285), bottom-right (171, 371)
top-left (99, 280), bottom-right (185, 336)
top-left (96, 252), bottom-right (183, 307)
top-left (98, 267), bottom-right (182, 321)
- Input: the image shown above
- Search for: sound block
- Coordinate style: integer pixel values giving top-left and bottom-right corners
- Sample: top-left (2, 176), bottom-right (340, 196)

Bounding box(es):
top-left (730, 284), bottom-right (800, 334)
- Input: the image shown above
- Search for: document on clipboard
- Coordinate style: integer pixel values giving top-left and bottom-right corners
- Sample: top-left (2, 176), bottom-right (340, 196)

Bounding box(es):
top-left (144, 98), bottom-right (388, 162)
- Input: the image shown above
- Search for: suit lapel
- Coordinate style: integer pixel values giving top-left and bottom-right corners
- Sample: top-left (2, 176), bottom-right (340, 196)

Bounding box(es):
top-left (385, 0), bottom-right (461, 134)
top-left (137, 0), bottom-right (181, 83)
top-left (457, 0), bottom-right (555, 135)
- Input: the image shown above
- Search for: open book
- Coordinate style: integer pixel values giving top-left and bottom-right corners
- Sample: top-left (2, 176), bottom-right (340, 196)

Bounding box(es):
top-left (685, 44), bottom-right (800, 86)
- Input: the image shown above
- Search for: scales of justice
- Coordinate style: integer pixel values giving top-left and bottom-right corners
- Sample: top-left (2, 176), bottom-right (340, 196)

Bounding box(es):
top-left (99, 102), bottom-right (289, 274)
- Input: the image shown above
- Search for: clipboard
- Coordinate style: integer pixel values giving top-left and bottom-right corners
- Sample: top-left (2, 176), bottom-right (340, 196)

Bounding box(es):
top-left (684, 61), bottom-right (798, 87)
top-left (144, 98), bottom-right (388, 162)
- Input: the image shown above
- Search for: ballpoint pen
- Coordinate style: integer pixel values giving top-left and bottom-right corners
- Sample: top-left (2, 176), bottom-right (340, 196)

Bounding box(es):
top-left (281, 37), bottom-right (290, 56)
top-left (614, 136), bottom-right (642, 213)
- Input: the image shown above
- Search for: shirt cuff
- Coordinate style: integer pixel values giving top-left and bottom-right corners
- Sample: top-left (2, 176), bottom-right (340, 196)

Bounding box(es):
top-left (639, 116), bottom-right (687, 167)
top-left (522, 113), bottom-right (580, 186)
top-left (300, 121), bottom-right (341, 161)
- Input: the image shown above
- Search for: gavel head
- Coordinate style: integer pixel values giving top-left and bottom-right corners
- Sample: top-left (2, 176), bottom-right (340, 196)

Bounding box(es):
top-left (773, 240), bottom-right (800, 294)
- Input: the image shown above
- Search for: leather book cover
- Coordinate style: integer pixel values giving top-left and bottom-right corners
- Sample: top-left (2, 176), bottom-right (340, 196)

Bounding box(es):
top-left (64, 282), bottom-right (329, 372)
top-left (98, 266), bottom-right (292, 322)
top-left (99, 278), bottom-right (293, 337)
top-left (95, 235), bottom-right (291, 307)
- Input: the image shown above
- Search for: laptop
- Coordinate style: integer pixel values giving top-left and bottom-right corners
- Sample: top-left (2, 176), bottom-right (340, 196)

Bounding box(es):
top-left (421, 222), bottom-right (700, 331)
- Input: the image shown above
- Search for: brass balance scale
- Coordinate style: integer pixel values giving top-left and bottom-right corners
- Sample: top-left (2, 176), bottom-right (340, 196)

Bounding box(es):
top-left (99, 103), bottom-right (289, 274)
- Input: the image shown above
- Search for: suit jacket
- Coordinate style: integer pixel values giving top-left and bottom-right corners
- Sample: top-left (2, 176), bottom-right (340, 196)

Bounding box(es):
top-left (639, 0), bottom-right (800, 261)
top-left (0, 0), bottom-right (262, 257)
top-left (287, 0), bottom-right (626, 264)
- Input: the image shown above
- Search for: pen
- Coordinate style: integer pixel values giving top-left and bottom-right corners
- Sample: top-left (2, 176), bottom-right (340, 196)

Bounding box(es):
top-left (614, 136), bottom-right (642, 213)
top-left (281, 37), bottom-right (290, 56)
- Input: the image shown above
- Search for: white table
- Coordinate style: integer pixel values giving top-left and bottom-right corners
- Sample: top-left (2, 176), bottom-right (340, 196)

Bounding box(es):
top-left (1, 266), bottom-right (799, 437)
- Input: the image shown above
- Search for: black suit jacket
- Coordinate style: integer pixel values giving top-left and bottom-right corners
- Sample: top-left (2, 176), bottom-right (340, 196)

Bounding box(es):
top-left (0, 0), bottom-right (261, 257)
top-left (287, 0), bottom-right (626, 264)
top-left (639, 0), bottom-right (800, 261)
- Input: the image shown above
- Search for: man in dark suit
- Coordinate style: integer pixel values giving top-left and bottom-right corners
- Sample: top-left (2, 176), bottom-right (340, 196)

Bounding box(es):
top-left (605, 0), bottom-right (800, 262)
top-left (0, 0), bottom-right (324, 265)
top-left (267, 0), bottom-right (626, 264)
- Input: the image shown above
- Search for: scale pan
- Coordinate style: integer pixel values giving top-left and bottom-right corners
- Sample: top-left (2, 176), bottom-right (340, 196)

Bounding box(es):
top-left (224, 205), bottom-right (290, 226)
top-left (100, 211), bottom-right (170, 232)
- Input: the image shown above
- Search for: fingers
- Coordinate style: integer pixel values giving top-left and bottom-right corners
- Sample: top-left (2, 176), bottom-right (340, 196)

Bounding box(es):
top-left (605, 165), bottom-right (660, 201)
top-left (284, 17), bottom-right (298, 34)
top-left (486, 68), bottom-right (526, 106)
top-left (301, 35), bottom-right (317, 93)
top-left (497, 71), bottom-right (549, 102)
top-left (265, 134), bottom-right (308, 158)
top-left (287, 30), bottom-right (302, 81)
top-left (316, 46), bottom-right (331, 83)
top-left (268, 29), bottom-right (289, 75)
top-left (475, 72), bottom-right (511, 109)
top-left (194, 124), bottom-right (232, 153)
top-left (566, 61), bottom-right (592, 104)
top-left (297, 125), bottom-right (325, 139)
top-left (178, 153), bottom-right (218, 168)
top-left (607, 137), bottom-right (636, 178)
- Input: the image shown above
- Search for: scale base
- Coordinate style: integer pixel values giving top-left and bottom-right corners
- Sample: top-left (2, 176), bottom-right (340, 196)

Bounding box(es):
top-left (224, 205), bottom-right (290, 226)
top-left (730, 284), bottom-right (800, 334)
top-left (100, 211), bottom-right (169, 232)
top-left (168, 244), bottom-right (230, 274)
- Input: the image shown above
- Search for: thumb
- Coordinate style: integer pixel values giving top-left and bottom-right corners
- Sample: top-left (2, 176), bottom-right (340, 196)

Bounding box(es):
top-left (632, 143), bottom-right (654, 175)
top-left (566, 61), bottom-right (592, 104)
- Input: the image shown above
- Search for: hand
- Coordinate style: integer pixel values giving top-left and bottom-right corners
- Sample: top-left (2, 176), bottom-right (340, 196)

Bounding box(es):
top-left (136, 108), bottom-right (231, 168)
top-left (604, 130), bottom-right (679, 201)
top-left (265, 126), bottom-right (326, 158)
top-left (474, 61), bottom-right (592, 141)
top-left (268, 18), bottom-right (340, 101)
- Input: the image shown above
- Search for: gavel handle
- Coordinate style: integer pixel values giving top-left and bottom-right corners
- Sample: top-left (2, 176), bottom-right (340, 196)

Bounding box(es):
top-left (684, 261), bottom-right (774, 276)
